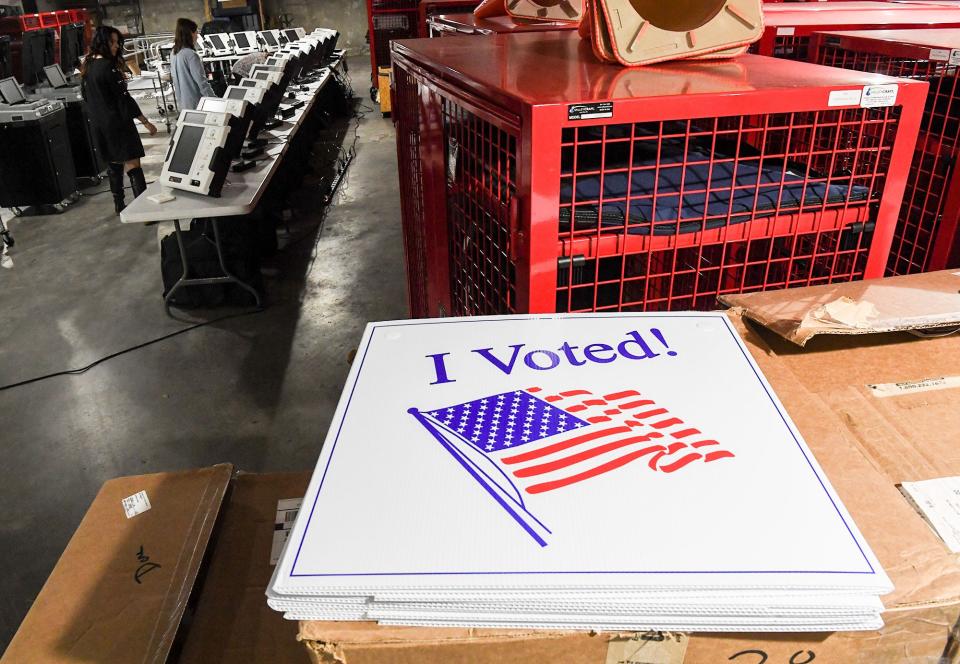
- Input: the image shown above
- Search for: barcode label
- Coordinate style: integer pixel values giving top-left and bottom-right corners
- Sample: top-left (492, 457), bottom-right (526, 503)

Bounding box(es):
top-left (122, 490), bottom-right (151, 519)
top-left (271, 497), bottom-right (303, 565)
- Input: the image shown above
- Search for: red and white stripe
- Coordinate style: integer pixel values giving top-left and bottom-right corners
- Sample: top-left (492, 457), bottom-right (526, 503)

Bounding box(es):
top-left (495, 387), bottom-right (734, 495)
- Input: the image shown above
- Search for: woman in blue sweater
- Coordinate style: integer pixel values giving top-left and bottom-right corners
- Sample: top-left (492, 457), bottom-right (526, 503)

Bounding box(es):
top-left (170, 18), bottom-right (215, 110)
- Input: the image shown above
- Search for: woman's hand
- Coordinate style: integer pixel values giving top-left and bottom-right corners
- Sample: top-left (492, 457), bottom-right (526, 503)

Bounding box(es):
top-left (143, 119), bottom-right (158, 136)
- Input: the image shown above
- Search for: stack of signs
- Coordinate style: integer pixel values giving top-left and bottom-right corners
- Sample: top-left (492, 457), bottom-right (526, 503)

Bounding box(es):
top-left (269, 313), bottom-right (890, 631)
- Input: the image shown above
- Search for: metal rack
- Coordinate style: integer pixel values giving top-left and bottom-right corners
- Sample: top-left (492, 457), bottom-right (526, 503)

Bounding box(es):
top-left (813, 28), bottom-right (960, 274)
top-left (391, 32), bottom-right (926, 317)
top-left (754, 2), bottom-right (960, 60)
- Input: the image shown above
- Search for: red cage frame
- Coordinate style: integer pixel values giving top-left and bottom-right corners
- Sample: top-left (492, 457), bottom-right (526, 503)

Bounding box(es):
top-left (755, 2), bottom-right (960, 60)
top-left (812, 28), bottom-right (960, 274)
top-left (392, 32), bottom-right (926, 317)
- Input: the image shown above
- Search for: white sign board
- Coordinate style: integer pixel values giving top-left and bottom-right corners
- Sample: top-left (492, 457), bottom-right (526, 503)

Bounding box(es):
top-left (272, 314), bottom-right (889, 596)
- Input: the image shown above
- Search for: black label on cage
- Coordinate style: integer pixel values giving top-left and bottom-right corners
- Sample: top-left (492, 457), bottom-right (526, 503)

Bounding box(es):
top-left (567, 102), bottom-right (613, 121)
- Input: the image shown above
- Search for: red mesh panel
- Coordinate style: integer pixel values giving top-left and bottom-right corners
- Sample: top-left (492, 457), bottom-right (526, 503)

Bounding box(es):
top-left (817, 41), bottom-right (960, 274)
top-left (773, 35), bottom-right (811, 61)
top-left (394, 67), bottom-right (429, 317)
top-left (555, 110), bottom-right (896, 311)
top-left (443, 97), bottom-right (519, 315)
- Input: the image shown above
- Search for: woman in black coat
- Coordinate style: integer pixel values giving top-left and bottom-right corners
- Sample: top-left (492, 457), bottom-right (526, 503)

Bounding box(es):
top-left (80, 26), bottom-right (157, 214)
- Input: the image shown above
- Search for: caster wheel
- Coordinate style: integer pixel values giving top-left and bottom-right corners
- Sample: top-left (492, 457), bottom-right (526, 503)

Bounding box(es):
top-left (1, 232), bottom-right (13, 248)
top-left (369, 86), bottom-right (377, 102)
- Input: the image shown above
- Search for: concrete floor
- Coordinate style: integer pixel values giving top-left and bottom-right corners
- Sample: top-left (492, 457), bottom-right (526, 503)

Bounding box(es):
top-left (0, 58), bottom-right (406, 650)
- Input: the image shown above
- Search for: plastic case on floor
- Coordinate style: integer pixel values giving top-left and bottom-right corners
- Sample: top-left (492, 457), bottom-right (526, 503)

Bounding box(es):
top-left (812, 28), bottom-right (960, 274)
top-left (391, 32), bottom-right (926, 317)
top-left (754, 1), bottom-right (960, 60)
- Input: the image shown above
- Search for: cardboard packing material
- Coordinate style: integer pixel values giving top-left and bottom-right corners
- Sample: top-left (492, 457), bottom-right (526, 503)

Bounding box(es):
top-left (1, 464), bottom-right (233, 664)
top-left (2, 465), bottom-right (315, 664)
top-left (178, 471), bottom-right (312, 664)
top-left (298, 270), bottom-right (960, 663)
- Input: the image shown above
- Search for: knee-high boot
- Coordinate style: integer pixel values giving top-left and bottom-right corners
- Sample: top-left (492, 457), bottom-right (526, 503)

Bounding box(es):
top-left (108, 163), bottom-right (125, 214)
top-left (127, 167), bottom-right (147, 200)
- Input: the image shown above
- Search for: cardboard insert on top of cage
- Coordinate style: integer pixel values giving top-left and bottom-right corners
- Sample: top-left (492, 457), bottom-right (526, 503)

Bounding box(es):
top-left (505, 0), bottom-right (583, 23)
top-left (585, 0), bottom-right (762, 66)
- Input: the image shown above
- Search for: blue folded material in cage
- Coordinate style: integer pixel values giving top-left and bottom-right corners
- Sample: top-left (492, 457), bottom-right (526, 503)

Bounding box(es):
top-left (558, 146), bottom-right (871, 236)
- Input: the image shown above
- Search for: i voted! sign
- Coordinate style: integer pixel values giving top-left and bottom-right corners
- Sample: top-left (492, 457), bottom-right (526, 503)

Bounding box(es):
top-left (409, 327), bottom-right (733, 546)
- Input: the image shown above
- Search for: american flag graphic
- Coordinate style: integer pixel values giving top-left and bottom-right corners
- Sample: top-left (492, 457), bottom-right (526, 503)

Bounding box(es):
top-left (408, 387), bottom-right (734, 546)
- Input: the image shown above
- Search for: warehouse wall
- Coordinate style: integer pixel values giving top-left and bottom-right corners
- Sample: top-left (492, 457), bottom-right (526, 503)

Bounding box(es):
top-left (138, 0), bottom-right (368, 52)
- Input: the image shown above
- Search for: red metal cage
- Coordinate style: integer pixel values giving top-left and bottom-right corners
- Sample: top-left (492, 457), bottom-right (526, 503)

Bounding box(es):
top-left (392, 32), bottom-right (926, 317)
top-left (812, 28), bottom-right (960, 274)
top-left (756, 2), bottom-right (960, 60)
top-left (366, 0), bottom-right (419, 89)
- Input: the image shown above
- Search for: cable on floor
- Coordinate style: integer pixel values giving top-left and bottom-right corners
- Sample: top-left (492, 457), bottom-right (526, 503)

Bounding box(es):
top-left (0, 308), bottom-right (265, 392)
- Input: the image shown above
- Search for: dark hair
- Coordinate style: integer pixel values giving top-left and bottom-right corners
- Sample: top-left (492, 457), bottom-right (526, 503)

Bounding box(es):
top-left (173, 18), bottom-right (198, 55)
top-left (81, 26), bottom-right (124, 78)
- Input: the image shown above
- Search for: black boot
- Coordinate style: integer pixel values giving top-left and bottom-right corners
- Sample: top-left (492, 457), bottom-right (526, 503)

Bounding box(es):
top-left (107, 163), bottom-right (125, 214)
top-left (128, 167), bottom-right (147, 200)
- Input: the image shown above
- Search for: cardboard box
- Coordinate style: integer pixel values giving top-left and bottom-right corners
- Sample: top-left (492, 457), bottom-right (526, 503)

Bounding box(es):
top-left (298, 271), bottom-right (960, 663)
top-left (2, 466), bottom-right (316, 664)
top-left (177, 471), bottom-right (312, 664)
top-left (1, 464), bottom-right (233, 663)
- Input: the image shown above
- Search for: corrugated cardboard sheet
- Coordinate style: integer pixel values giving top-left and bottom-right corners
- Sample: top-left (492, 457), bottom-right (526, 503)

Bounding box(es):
top-left (719, 269), bottom-right (960, 346)
top-left (178, 471), bottom-right (312, 664)
top-left (1, 464), bottom-right (232, 664)
top-left (299, 272), bottom-right (960, 663)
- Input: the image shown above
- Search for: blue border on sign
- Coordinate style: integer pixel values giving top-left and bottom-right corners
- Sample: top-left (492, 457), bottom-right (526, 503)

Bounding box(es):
top-left (288, 313), bottom-right (876, 578)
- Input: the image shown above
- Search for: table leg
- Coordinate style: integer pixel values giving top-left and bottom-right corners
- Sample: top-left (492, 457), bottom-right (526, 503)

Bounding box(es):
top-left (163, 218), bottom-right (262, 315)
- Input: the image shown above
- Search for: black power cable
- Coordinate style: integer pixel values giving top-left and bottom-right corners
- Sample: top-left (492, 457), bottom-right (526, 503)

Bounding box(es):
top-left (0, 308), bottom-right (265, 392)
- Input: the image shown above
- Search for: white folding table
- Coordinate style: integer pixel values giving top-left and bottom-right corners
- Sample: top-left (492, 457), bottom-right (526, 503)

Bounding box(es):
top-left (121, 58), bottom-right (343, 312)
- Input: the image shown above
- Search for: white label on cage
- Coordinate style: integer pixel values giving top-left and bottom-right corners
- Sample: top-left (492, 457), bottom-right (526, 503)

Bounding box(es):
top-left (929, 48), bottom-right (951, 62)
top-left (828, 89), bottom-right (862, 107)
top-left (950, 49), bottom-right (960, 66)
top-left (776, 27), bottom-right (795, 36)
top-left (861, 84), bottom-right (898, 108)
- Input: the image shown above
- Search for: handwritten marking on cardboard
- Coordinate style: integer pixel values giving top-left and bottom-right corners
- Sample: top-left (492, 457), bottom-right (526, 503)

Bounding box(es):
top-left (271, 498), bottom-right (303, 565)
top-left (900, 477), bottom-right (960, 552)
top-left (134, 545), bottom-right (161, 584)
top-left (605, 632), bottom-right (688, 664)
top-left (122, 490), bottom-right (151, 518)
top-left (867, 375), bottom-right (960, 398)
top-left (729, 650), bottom-right (815, 663)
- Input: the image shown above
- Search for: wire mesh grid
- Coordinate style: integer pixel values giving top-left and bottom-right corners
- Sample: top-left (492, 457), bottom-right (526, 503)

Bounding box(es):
top-left (555, 109), bottom-right (899, 312)
top-left (442, 96), bottom-right (519, 315)
top-left (818, 41), bottom-right (960, 275)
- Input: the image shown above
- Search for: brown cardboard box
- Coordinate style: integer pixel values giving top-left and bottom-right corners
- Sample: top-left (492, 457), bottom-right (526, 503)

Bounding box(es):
top-left (298, 272), bottom-right (960, 664)
top-left (178, 471), bottom-right (312, 664)
top-left (1, 464), bottom-right (233, 664)
top-left (3, 465), bottom-right (318, 664)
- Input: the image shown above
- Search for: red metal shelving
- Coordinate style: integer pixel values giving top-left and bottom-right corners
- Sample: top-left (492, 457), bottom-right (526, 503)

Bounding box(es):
top-left (391, 32), bottom-right (926, 317)
top-left (755, 2), bottom-right (960, 60)
top-left (813, 28), bottom-right (960, 273)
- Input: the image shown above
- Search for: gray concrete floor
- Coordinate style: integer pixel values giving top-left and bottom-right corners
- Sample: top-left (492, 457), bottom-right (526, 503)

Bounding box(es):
top-left (0, 58), bottom-right (406, 650)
